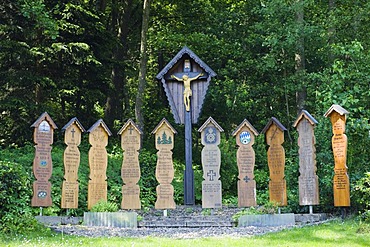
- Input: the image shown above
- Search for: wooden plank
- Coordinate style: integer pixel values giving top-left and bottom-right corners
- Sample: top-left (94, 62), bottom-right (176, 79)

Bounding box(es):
top-left (266, 123), bottom-right (287, 206)
top-left (61, 121), bottom-right (82, 209)
top-left (87, 122), bottom-right (110, 209)
top-left (330, 112), bottom-right (350, 207)
top-left (119, 120), bottom-right (142, 209)
top-left (153, 119), bottom-right (176, 209)
top-left (31, 113), bottom-right (56, 207)
top-left (296, 117), bottom-right (319, 206)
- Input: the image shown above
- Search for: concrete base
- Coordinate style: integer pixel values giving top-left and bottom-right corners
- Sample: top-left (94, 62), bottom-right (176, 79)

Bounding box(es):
top-left (295, 213), bottom-right (327, 224)
top-left (84, 212), bottom-right (137, 228)
top-left (238, 213), bottom-right (295, 227)
top-left (35, 216), bottom-right (82, 226)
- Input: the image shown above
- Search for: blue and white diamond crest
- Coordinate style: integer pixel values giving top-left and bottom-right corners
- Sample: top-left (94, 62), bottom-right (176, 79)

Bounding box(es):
top-left (240, 131), bottom-right (251, 145)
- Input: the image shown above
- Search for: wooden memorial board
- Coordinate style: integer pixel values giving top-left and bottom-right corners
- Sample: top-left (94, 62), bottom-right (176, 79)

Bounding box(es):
top-left (31, 112), bottom-right (57, 207)
top-left (262, 117), bottom-right (287, 206)
top-left (198, 117), bottom-right (224, 208)
top-left (87, 119), bottom-right (112, 209)
top-left (324, 104), bottom-right (350, 207)
top-left (152, 118), bottom-right (177, 209)
top-left (232, 119), bottom-right (259, 207)
top-left (61, 118), bottom-right (85, 209)
top-left (156, 47), bottom-right (217, 124)
top-left (118, 119), bottom-right (142, 209)
top-left (293, 110), bottom-right (319, 206)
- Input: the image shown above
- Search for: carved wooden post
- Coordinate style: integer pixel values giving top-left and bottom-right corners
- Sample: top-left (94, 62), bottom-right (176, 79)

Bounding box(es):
top-left (31, 112), bottom-right (57, 207)
top-left (156, 47), bottom-right (216, 205)
top-left (152, 118), bottom-right (177, 209)
top-left (198, 117), bottom-right (224, 208)
top-left (324, 104), bottom-right (350, 207)
top-left (293, 110), bottom-right (319, 208)
top-left (61, 118), bottom-right (85, 209)
top-left (87, 119), bottom-right (112, 209)
top-left (262, 117), bottom-right (287, 206)
top-left (118, 119), bottom-right (142, 209)
top-left (232, 119), bottom-right (259, 207)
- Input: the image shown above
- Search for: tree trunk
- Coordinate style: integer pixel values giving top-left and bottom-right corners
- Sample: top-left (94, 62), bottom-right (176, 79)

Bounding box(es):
top-left (135, 0), bottom-right (151, 131)
top-left (295, 0), bottom-right (306, 113)
top-left (105, 0), bottom-right (133, 128)
top-left (328, 0), bottom-right (336, 64)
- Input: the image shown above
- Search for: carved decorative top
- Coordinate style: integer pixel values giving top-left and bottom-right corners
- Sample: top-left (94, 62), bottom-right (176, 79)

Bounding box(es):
top-left (87, 119), bottom-right (112, 136)
top-left (293, 110), bottom-right (318, 127)
top-left (198, 117), bottom-right (224, 133)
top-left (156, 46), bottom-right (216, 80)
top-left (232, 118), bottom-right (259, 137)
top-left (151, 118), bottom-right (177, 135)
top-left (62, 117), bottom-right (85, 133)
top-left (117, 118), bottom-right (143, 135)
top-left (324, 104), bottom-right (349, 118)
top-left (261, 117), bottom-right (287, 134)
top-left (31, 112), bottom-right (58, 129)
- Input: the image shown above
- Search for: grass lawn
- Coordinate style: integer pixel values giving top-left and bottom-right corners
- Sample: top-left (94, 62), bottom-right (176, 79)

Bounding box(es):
top-left (1, 219), bottom-right (369, 247)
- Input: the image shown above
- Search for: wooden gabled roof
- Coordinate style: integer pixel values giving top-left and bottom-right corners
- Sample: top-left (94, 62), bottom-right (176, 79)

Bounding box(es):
top-left (31, 112), bottom-right (58, 129)
top-left (117, 118), bottom-right (143, 135)
top-left (62, 117), bottom-right (85, 132)
top-left (324, 104), bottom-right (349, 118)
top-left (156, 46), bottom-right (216, 80)
top-left (261, 117), bottom-right (287, 134)
top-left (232, 118), bottom-right (259, 136)
top-left (87, 119), bottom-right (112, 136)
top-left (151, 118), bottom-right (177, 135)
top-left (198, 117), bottom-right (224, 133)
top-left (293, 110), bottom-right (318, 127)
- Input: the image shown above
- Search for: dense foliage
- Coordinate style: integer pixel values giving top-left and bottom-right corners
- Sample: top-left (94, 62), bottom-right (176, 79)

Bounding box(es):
top-left (0, 0), bottom-right (369, 233)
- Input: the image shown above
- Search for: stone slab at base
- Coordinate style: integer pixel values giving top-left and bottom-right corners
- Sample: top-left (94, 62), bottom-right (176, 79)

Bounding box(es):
top-left (83, 212), bottom-right (137, 228)
top-left (295, 213), bottom-right (327, 224)
top-left (238, 213), bottom-right (295, 227)
top-left (35, 216), bottom-right (83, 226)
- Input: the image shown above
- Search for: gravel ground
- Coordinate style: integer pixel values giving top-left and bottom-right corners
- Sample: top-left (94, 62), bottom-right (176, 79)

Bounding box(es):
top-left (50, 206), bottom-right (300, 239)
top-left (51, 225), bottom-right (295, 239)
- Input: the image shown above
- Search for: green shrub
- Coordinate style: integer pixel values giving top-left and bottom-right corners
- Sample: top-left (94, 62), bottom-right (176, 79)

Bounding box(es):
top-left (90, 200), bottom-right (118, 212)
top-left (0, 160), bottom-right (45, 234)
top-left (353, 172), bottom-right (370, 212)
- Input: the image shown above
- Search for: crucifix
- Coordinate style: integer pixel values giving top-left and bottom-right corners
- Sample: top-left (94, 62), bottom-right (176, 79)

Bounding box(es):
top-left (156, 47), bottom-right (216, 205)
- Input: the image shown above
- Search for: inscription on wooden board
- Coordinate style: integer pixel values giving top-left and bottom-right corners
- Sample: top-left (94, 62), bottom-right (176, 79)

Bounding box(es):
top-left (262, 118), bottom-right (287, 206)
top-left (31, 112), bottom-right (57, 207)
top-left (293, 111), bottom-right (319, 206)
top-left (61, 118), bottom-right (84, 209)
top-left (325, 105), bottom-right (350, 207)
top-left (118, 119), bottom-right (142, 209)
top-left (199, 117), bottom-right (224, 208)
top-left (152, 119), bottom-right (177, 209)
top-left (87, 120), bottom-right (111, 209)
top-left (232, 119), bottom-right (259, 207)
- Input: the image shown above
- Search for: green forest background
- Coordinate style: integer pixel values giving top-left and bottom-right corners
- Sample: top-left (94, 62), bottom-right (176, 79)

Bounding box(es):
top-left (0, 0), bottom-right (369, 233)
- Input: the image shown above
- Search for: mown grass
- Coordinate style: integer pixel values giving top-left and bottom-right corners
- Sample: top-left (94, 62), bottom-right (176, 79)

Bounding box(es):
top-left (1, 219), bottom-right (369, 247)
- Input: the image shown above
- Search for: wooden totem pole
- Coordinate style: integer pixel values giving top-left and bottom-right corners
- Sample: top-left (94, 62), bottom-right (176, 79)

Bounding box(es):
top-left (156, 47), bottom-right (216, 205)
top-left (262, 117), bottom-right (287, 206)
top-left (324, 104), bottom-right (350, 207)
top-left (293, 110), bottom-right (319, 211)
top-left (87, 119), bottom-right (112, 209)
top-left (31, 112), bottom-right (57, 207)
top-left (118, 119), bottom-right (142, 209)
top-left (152, 118), bottom-right (177, 209)
top-left (61, 117), bottom-right (85, 209)
top-left (198, 117), bottom-right (224, 208)
top-left (232, 119), bottom-right (259, 207)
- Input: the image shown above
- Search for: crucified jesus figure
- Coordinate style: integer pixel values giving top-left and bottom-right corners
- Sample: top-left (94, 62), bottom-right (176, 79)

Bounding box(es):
top-left (171, 72), bottom-right (203, 112)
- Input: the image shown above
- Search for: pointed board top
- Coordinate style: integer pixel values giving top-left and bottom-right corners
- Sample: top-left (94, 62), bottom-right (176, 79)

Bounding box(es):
top-left (87, 119), bottom-right (112, 136)
top-left (293, 110), bottom-right (318, 127)
top-left (198, 116), bottom-right (224, 133)
top-left (156, 46), bottom-right (216, 80)
top-left (232, 118), bottom-right (259, 136)
top-left (261, 117), bottom-right (287, 134)
top-left (62, 117), bottom-right (86, 132)
top-left (324, 104), bottom-right (349, 118)
top-left (151, 118), bottom-right (177, 135)
top-left (31, 112), bottom-right (58, 129)
top-left (117, 118), bottom-right (143, 135)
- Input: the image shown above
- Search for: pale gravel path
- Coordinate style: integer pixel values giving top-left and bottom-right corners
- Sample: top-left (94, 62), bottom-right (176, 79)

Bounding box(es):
top-left (51, 225), bottom-right (295, 239)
